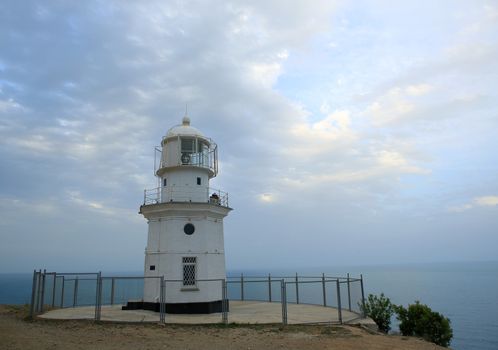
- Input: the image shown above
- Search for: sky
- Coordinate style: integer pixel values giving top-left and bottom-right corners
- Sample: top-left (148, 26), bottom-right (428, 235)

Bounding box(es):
top-left (0, 0), bottom-right (497, 273)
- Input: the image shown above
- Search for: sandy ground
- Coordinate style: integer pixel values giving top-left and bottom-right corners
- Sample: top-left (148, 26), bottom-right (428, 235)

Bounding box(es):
top-left (0, 305), bottom-right (447, 350)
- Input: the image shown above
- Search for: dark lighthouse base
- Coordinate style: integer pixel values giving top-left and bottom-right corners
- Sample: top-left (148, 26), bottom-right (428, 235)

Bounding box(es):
top-left (122, 300), bottom-right (227, 314)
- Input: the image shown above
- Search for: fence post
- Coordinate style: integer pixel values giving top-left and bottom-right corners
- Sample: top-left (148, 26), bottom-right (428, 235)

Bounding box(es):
top-left (322, 273), bottom-right (327, 307)
top-left (268, 273), bottom-right (272, 302)
top-left (99, 274), bottom-right (103, 320)
top-left (347, 273), bottom-right (352, 311)
top-left (280, 280), bottom-right (287, 325)
top-left (94, 272), bottom-right (102, 321)
top-left (360, 274), bottom-right (366, 318)
top-left (29, 270), bottom-right (37, 318)
top-left (240, 273), bottom-right (244, 301)
top-left (221, 279), bottom-right (228, 324)
top-left (51, 273), bottom-right (57, 308)
top-left (73, 277), bottom-right (79, 307)
top-left (336, 279), bottom-right (342, 324)
top-left (94, 273), bottom-right (99, 320)
top-left (110, 277), bottom-right (115, 305)
top-left (36, 269), bottom-right (42, 312)
top-left (295, 273), bottom-right (299, 304)
top-left (40, 269), bottom-right (46, 313)
top-left (60, 276), bottom-right (65, 308)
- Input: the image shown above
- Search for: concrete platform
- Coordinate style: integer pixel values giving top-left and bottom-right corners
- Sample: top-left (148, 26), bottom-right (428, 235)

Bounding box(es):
top-left (39, 301), bottom-right (375, 326)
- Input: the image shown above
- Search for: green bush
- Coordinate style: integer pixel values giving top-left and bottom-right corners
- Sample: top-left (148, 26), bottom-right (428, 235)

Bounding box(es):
top-left (394, 301), bottom-right (453, 347)
top-left (360, 293), bottom-right (394, 333)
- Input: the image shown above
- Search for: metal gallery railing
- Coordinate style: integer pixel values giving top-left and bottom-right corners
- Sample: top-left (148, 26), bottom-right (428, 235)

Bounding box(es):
top-left (143, 186), bottom-right (229, 207)
top-left (29, 270), bottom-right (366, 325)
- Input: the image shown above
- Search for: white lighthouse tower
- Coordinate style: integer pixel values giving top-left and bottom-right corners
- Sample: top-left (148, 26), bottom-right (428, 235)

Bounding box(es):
top-left (138, 116), bottom-right (231, 313)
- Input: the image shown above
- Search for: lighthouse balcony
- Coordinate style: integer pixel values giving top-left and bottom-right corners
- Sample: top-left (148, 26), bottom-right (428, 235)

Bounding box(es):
top-left (156, 151), bottom-right (218, 177)
top-left (143, 186), bottom-right (229, 207)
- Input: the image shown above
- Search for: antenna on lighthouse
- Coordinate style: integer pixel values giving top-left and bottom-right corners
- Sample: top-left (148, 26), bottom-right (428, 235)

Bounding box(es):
top-left (182, 104), bottom-right (190, 126)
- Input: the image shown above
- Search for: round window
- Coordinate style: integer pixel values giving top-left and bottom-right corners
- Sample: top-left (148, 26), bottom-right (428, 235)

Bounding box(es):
top-left (184, 223), bottom-right (195, 235)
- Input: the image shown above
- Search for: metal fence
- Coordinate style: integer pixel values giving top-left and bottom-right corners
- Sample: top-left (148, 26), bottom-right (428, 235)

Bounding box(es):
top-left (226, 273), bottom-right (365, 324)
top-left (29, 270), bottom-right (365, 325)
top-left (143, 186), bottom-right (229, 206)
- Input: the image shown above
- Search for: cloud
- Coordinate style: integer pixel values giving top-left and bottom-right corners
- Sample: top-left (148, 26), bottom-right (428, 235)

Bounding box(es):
top-left (284, 110), bottom-right (356, 157)
top-left (66, 190), bottom-right (140, 220)
top-left (366, 85), bottom-right (432, 126)
top-left (258, 193), bottom-right (275, 203)
top-left (474, 196), bottom-right (498, 207)
top-left (0, 197), bottom-right (58, 219)
top-left (0, 98), bottom-right (25, 112)
top-left (448, 196), bottom-right (498, 212)
top-left (238, 106), bottom-right (431, 203)
top-left (249, 62), bottom-right (284, 87)
top-left (406, 84), bottom-right (433, 96)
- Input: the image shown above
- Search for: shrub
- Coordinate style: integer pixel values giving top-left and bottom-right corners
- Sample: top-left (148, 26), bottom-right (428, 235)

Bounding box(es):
top-left (394, 301), bottom-right (453, 347)
top-left (360, 293), bottom-right (394, 333)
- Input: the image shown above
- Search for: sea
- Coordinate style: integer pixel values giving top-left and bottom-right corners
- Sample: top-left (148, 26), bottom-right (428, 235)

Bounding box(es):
top-left (1, 261), bottom-right (497, 350)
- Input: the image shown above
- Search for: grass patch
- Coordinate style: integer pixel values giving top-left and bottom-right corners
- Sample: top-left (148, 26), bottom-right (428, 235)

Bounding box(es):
top-left (3, 304), bottom-right (31, 319)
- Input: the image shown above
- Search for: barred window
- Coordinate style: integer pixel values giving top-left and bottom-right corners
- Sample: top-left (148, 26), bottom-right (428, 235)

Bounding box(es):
top-left (182, 257), bottom-right (197, 286)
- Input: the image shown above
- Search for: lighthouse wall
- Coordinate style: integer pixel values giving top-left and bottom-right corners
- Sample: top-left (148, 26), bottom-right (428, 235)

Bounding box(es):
top-left (160, 168), bottom-right (210, 203)
top-left (161, 137), bottom-right (179, 167)
top-left (143, 215), bottom-right (226, 303)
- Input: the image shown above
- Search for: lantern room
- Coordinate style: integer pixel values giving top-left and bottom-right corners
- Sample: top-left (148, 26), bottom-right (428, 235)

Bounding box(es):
top-left (157, 116), bottom-right (218, 178)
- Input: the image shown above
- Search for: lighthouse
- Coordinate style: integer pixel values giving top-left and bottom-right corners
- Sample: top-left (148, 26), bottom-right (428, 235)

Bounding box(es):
top-left (139, 116), bottom-right (231, 313)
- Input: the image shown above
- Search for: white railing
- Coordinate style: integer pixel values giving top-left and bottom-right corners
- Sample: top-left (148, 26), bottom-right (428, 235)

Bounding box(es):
top-left (144, 187), bottom-right (161, 205)
top-left (158, 150), bottom-right (217, 175)
top-left (143, 186), bottom-right (229, 207)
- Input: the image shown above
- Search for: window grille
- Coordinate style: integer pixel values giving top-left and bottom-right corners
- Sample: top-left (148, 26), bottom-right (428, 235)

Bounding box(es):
top-left (182, 257), bottom-right (197, 286)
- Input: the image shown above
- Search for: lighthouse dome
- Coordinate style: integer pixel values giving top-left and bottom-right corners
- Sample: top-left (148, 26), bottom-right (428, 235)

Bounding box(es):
top-left (166, 116), bottom-right (204, 138)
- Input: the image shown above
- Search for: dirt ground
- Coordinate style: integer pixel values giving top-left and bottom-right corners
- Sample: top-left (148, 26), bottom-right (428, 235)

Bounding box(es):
top-left (0, 305), bottom-right (447, 350)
